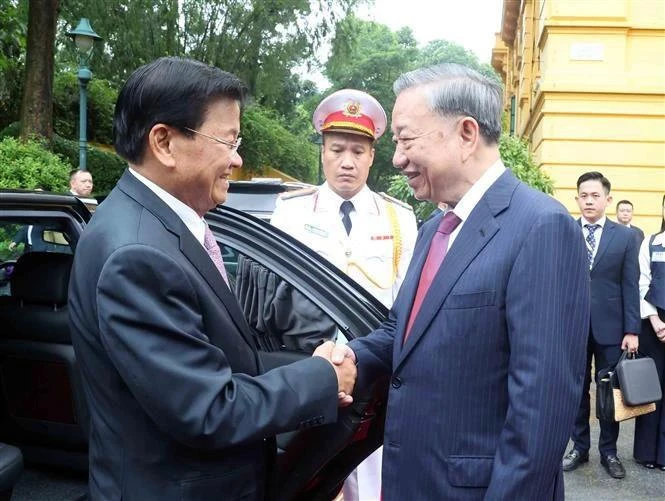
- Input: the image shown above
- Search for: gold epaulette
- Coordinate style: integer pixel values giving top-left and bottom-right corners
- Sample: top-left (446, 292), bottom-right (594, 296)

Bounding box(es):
top-left (279, 187), bottom-right (319, 200)
top-left (378, 192), bottom-right (413, 211)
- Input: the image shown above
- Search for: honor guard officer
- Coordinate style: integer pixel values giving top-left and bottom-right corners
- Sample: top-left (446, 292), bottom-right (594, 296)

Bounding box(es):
top-left (271, 89), bottom-right (417, 501)
top-left (271, 89), bottom-right (417, 309)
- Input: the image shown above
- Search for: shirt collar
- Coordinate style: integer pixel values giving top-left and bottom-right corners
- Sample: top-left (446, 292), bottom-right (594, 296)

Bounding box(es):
top-left (128, 168), bottom-right (207, 244)
top-left (580, 215), bottom-right (607, 229)
top-left (652, 232), bottom-right (665, 247)
top-left (318, 182), bottom-right (378, 215)
top-left (451, 159), bottom-right (506, 222)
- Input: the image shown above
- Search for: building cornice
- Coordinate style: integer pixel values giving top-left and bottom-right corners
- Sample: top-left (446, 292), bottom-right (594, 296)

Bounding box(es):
top-left (500, 0), bottom-right (520, 44)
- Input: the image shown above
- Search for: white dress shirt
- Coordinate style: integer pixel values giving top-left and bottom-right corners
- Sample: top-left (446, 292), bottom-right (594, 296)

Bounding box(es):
top-left (446, 159), bottom-right (506, 249)
top-left (580, 215), bottom-right (607, 264)
top-left (639, 232), bottom-right (665, 318)
top-left (128, 168), bottom-right (207, 247)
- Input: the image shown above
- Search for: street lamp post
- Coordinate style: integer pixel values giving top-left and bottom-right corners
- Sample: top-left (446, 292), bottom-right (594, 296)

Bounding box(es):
top-left (67, 18), bottom-right (101, 172)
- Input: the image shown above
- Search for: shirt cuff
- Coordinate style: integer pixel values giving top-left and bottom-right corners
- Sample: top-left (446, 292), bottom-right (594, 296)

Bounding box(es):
top-left (641, 299), bottom-right (658, 319)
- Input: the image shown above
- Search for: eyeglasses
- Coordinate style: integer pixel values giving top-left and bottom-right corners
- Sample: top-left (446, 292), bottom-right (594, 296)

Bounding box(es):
top-left (184, 127), bottom-right (242, 153)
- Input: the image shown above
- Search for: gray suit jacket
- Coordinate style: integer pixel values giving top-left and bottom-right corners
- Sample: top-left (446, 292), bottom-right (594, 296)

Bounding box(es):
top-left (350, 170), bottom-right (590, 500)
top-left (69, 171), bottom-right (338, 501)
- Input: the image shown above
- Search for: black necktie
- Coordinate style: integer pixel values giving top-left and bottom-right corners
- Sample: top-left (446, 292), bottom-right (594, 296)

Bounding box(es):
top-left (340, 200), bottom-right (354, 235)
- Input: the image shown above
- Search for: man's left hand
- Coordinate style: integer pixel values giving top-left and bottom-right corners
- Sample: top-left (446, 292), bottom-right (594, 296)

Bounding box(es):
top-left (621, 333), bottom-right (639, 353)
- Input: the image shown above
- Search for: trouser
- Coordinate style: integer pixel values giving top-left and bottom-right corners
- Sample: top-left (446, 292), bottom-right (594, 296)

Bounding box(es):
top-left (571, 337), bottom-right (622, 456)
top-left (634, 313), bottom-right (665, 465)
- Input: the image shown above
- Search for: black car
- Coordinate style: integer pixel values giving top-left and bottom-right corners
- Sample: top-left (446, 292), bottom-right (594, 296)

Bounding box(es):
top-left (0, 190), bottom-right (388, 500)
top-left (224, 178), bottom-right (314, 221)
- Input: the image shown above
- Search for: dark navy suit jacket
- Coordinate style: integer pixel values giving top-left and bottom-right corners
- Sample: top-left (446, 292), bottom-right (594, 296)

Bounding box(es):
top-left (68, 171), bottom-right (338, 501)
top-left (583, 218), bottom-right (641, 344)
top-left (350, 170), bottom-right (590, 500)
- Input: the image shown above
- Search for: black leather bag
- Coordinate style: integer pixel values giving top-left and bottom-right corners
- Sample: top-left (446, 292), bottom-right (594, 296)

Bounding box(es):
top-left (615, 351), bottom-right (662, 406)
top-left (596, 351), bottom-right (661, 423)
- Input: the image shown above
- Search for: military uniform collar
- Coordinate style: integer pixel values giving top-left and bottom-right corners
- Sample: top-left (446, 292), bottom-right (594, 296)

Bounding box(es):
top-left (318, 182), bottom-right (379, 215)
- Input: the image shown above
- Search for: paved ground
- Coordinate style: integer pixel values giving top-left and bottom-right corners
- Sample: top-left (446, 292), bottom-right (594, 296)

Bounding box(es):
top-left (13, 384), bottom-right (665, 501)
top-left (564, 384), bottom-right (665, 500)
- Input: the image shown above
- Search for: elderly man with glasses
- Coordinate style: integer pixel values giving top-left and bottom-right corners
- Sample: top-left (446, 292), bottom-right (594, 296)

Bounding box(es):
top-left (68, 57), bottom-right (357, 501)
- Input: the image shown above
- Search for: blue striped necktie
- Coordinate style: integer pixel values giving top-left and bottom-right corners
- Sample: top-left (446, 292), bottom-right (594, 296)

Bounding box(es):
top-left (585, 223), bottom-right (600, 268)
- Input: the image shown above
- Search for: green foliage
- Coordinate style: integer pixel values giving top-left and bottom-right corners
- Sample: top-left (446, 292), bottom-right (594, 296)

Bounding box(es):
top-left (0, 137), bottom-right (71, 191)
top-left (386, 175), bottom-right (437, 222)
top-left (0, 122), bottom-right (127, 194)
top-left (499, 134), bottom-right (553, 194)
top-left (0, 0), bottom-right (27, 131)
top-left (52, 136), bottom-right (127, 194)
top-left (58, 0), bottom-right (361, 107)
top-left (387, 134), bottom-right (554, 219)
top-left (241, 105), bottom-right (317, 183)
top-left (53, 72), bottom-right (119, 144)
top-left (416, 40), bottom-right (499, 81)
top-left (325, 16), bottom-right (419, 191)
top-left (0, 121), bottom-right (20, 140)
top-left (324, 18), bottom-right (501, 193)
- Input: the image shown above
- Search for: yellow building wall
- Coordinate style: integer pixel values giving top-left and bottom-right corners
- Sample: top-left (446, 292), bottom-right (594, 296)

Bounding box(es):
top-left (495, 0), bottom-right (665, 234)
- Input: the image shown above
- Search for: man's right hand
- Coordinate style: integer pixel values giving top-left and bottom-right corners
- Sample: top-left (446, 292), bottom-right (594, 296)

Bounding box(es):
top-left (314, 341), bottom-right (357, 406)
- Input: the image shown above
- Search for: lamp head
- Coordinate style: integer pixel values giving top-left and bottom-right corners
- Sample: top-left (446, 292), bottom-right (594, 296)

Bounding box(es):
top-left (67, 18), bottom-right (102, 53)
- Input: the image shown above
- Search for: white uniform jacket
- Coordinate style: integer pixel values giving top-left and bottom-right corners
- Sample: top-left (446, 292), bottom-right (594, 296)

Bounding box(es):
top-left (271, 183), bottom-right (417, 308)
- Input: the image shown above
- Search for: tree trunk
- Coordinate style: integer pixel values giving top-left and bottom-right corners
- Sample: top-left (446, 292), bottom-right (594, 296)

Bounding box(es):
top-left (19, 0), bottom-right (60, 145)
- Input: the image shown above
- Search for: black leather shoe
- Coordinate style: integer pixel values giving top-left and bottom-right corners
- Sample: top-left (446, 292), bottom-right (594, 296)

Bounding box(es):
top-left (601, 455), bottom-right (626, 479)
top-left (637, 460), bottom-right (655, 469)
top-left (563, 449), bottom-right (589, 472)
top-left (657, 464), bottom-right (665, 471)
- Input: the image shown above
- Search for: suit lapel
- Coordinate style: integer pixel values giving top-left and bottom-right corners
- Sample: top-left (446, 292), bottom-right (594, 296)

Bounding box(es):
top-left (117, 171), bottom-right (256, 350)
top-left (396, 170), bottom-right (517, 369)
top-left (591, 219), bottom-right (616, 271)
top-left (391, 217), bottom-right (438, 364)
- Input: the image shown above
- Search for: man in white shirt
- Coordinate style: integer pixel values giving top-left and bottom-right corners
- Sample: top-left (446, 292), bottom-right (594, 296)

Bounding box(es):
top-left (69, 169), bottom-right (94, 197)
top-left (616, 199), bottom-right (645, 245)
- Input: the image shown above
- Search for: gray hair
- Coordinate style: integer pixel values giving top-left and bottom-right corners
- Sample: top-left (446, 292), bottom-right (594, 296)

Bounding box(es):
top-left (393, 63), bottom-right (503, 143)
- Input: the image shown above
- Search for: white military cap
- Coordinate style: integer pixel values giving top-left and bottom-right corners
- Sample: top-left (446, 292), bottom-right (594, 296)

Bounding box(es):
top-left (312, 89), bottom-right (387, 140)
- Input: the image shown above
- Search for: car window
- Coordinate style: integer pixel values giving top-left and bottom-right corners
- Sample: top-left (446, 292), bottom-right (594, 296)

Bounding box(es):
top-left (0, 217), bottom-right (75, 296)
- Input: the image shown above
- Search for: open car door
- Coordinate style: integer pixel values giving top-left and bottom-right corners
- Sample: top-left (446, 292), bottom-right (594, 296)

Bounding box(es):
top-left (207, 206), bottom-right (390, 501)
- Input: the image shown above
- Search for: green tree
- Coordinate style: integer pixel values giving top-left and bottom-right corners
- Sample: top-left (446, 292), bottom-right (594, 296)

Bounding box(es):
top-left (416, 40), bottom-right (499, 81)
top-left (19, 0), bottom-right (60, 143)
top-left (0, 0), bottom-right (27, 131)
top-left (240, 105), bottom-right (318, 182)
top-left (0, 136), bottom-right (71, 190)
top-left (53, 71), bottom-right (118, 145)
top-left (325, 15), bottom-right (418, 190)
top-left (58, 0), bottom-right (362, 110)
top-left (499, 134), bottom-right (553, 194)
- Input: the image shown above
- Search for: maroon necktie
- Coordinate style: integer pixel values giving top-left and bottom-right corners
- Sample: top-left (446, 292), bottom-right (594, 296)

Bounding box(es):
top-left (204, 226), bottom-right (230, 287)
top-left (404, 211), bottom-right (462, 343)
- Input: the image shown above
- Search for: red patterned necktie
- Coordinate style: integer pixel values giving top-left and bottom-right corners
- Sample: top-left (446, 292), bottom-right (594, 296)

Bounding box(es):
top-left (203, 226), bottom-right (230, 287)
top-left (404, 211), bottom-right (462, 343)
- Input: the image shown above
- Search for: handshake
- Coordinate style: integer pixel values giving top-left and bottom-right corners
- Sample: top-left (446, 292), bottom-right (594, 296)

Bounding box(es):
top-left (313, 341), bottom-right (357, 407)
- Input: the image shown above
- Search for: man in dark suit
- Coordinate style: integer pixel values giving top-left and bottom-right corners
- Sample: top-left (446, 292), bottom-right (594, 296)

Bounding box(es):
top-left (8, 224), bottom-right (49, 252)
top-left (562, 172), bottom-right (641, 479)
top-left (330, 63), bottom-right (590, 499)
top-left (616, 199), bottom-right (645, 245)
top-left (68, 57), bottom-right (356, 501)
